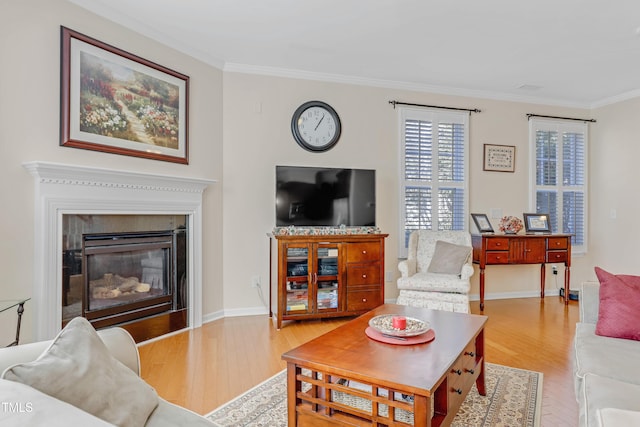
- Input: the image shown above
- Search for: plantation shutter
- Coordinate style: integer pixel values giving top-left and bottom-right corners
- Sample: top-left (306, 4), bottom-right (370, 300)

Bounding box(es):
top-left (399, 109), bottom-right (469, 257)
top-left (531, 119), bottom-right (587, 252)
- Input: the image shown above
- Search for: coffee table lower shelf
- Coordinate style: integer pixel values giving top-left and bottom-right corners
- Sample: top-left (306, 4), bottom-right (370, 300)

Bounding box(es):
top-left (288, 355), bottom-right (483, 427)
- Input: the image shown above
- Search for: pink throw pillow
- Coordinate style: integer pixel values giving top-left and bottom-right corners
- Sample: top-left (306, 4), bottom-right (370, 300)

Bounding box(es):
top-left (594, 267), bottom-right (640, 341)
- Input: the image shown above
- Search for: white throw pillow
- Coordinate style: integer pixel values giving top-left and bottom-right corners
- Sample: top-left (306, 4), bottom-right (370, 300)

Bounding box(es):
top-left (1, 317), bottom-right (158, 427)
top-left (427, 240), bottom-right (472, 275)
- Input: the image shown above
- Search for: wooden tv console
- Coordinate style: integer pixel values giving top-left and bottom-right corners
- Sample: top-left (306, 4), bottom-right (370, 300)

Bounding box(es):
top-left (272, 233), bottom-right (388, 329)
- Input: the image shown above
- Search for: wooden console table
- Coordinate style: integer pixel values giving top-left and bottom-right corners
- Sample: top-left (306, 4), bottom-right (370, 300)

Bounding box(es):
top-left (471, 234), bottom-right (572, 310)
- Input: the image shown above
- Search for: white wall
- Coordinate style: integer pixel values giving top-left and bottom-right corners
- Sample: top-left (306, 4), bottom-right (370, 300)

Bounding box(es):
top-left (589, 98), bottom-right (640, 274)
top-left (0, 0), bottom-right (223, 344)
top-left (221, 72), bottom-right (597, 313)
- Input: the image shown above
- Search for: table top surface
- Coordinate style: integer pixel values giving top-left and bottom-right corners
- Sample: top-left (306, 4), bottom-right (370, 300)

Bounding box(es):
top-left (282, 304), bottom-right (487, 394)
top-left (0, 298), bottom-right (30, 313)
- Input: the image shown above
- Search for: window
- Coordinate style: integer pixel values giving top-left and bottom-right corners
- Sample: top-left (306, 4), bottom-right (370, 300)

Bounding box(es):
top-left (398, 108), bottom-right (469, 258)
top-left (529, 118), bottom-right (587, 253)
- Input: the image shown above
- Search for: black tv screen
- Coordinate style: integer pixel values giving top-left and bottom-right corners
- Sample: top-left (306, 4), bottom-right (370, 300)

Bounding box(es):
top-left (276, 166), bottom-right (376, 227)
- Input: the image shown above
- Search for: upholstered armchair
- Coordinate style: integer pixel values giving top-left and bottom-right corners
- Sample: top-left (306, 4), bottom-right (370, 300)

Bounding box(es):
top-left (396, 230), bottom-right (474, 313)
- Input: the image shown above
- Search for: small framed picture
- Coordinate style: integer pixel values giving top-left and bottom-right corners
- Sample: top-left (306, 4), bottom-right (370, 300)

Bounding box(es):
top-left (483, 144), bottom-right (515, 172)
top-left (471, 213), bottom-right (494, 233)
top-left (523, 213), bottom-right (551, 233)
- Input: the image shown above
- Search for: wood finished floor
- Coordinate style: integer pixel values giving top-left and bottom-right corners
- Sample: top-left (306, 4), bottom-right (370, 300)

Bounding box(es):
top-left (138, 296), bottom-right (580, 426)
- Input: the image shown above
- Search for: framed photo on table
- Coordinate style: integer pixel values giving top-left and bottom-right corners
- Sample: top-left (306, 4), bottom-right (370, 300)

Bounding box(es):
top-left (471, 213), bottom-right (494, 233)
top-left (60, 26), bottom-right (189, 164)
top-left (523, 213), bottom-right (551, 233)
top-left (483, 144), bottom-right (515, 172)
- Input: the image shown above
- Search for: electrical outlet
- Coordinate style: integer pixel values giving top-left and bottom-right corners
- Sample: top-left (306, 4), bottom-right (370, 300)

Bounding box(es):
top-left (552, 266), bottom-right (558, 275)
top-left (251, 275), bottom-right (261, 288)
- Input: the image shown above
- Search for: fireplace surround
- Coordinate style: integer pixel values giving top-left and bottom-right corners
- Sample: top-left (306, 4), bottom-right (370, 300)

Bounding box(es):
top-left (24, 161), bottom-right (215, 341)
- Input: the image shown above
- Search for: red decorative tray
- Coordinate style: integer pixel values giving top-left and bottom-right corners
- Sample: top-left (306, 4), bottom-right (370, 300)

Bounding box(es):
top-left (365, 326), bottom-right (435, 345)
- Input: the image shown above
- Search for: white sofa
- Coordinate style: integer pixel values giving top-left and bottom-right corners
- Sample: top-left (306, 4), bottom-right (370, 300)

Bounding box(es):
top-left (0, 318), bottom-right (213, 426)
top-left (573, 282), bottom-right (640, 426)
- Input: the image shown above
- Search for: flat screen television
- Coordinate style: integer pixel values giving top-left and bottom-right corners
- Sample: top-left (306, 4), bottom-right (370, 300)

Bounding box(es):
top-left (276, 166), bottom-right (376, 227)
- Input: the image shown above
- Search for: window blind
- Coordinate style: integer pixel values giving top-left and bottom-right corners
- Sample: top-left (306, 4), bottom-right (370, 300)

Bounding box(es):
top-left (399, 109), bottom-right (469, 257)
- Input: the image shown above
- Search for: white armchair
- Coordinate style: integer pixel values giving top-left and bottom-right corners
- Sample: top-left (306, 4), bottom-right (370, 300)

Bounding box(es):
top-left (396, 230), bottom-right (474, 313)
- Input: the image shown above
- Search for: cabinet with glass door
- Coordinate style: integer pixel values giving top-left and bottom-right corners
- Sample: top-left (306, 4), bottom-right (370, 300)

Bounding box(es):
top-left (274, 234), bottom-right (387, 329)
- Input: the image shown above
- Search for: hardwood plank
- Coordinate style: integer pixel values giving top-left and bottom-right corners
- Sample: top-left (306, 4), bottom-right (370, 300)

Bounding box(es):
top-left (137, 296), bottom-right (579, 425)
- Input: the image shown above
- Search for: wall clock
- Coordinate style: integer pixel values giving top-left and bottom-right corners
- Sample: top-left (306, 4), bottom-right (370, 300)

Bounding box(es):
top-left (291, 101), bottom-right (341, 152)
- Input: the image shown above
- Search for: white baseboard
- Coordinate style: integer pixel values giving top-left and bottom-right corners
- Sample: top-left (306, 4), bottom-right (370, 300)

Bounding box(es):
top-left (200, 289), bottom-right (564, 324)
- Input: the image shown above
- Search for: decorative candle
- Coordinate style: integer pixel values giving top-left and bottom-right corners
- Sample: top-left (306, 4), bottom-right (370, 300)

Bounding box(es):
top-left (392, 316), bottom-right (407, 330)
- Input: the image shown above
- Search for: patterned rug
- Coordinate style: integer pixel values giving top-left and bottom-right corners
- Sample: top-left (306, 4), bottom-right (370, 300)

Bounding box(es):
top-left (207, 363), bottom-right (542, 427)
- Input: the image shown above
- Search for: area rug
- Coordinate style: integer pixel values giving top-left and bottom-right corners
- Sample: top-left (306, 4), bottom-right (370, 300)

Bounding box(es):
top-left (207, 363), bottom-right (542, 427)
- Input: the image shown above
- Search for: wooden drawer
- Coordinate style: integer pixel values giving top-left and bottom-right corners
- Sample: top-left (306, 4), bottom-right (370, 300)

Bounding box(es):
top-left (346, 264), bottom-right (380, 286)
top-left (448, 343), bottom-right (477, 410)
top-left (346, 242), bottom-right (381, 263)
top-left (486, 238), bottom-right (509, 250)
top-left (347, 289), bottom-right (382, 311)
top-left (546, 250), bottom-right (568, 263)
top-left (547, 237), bottom-right (568, 250)
top-left (486, 251), bottom-right (509, 264)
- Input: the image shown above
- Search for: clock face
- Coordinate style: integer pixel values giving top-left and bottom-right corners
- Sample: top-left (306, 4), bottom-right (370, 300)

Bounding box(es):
top-left (291, 101), bottom-right (341, 152)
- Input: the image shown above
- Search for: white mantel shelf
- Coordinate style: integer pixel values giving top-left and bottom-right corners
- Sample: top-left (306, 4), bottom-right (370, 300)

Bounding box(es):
top-left (23, 161), bottom-right (216, 340)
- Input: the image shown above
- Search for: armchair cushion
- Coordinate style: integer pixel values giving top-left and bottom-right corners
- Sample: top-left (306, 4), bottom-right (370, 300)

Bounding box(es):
top-left (397, 272), bottom-right (471, 293)
top-left (427, 240), bottom-right (472, 275)
top-left (594, 267), bottom-right (640, 341)
top-left (2, 317), bottom-right (158, 427)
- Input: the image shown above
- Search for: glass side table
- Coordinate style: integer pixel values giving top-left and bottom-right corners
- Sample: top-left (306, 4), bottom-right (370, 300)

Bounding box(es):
top-left (1, 298), bottom-right (30, 346)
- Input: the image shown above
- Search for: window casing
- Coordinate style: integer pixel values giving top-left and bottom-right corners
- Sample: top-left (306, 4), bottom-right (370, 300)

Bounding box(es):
top-left (398, 108), bottom-right (469, 258)
top-left (529, 118), bottom-right (587, 254)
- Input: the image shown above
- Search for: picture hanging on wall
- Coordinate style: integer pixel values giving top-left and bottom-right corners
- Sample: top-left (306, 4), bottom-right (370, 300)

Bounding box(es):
top-left (483, 144), bottom-right (515, 172)
top-left (60, 26), bottom-right (190, 164)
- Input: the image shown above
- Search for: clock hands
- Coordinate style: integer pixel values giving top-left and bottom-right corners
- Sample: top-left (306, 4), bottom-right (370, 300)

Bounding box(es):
top-left (314, 113), bottom-right (325, 131)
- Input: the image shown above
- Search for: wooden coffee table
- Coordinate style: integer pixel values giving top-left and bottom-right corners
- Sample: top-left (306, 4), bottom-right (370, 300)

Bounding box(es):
top-left (281, 304), bottom-right (488, 426)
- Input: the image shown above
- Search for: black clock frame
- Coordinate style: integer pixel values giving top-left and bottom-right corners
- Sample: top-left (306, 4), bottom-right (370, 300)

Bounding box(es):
top-left (291, 100), bottom-right (341, 152)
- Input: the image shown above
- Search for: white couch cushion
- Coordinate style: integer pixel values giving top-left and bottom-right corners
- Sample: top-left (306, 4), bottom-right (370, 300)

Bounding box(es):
top-left (0, 378), bottom-right (113, 426)
top-left (573, 322), bottom-right (640, 401)
top-left (581, 373), bottom-right (640, 427)
top-left (598, 408), bottom-right (640, 426)
top-left (2, 317), bottom-right (158, 427)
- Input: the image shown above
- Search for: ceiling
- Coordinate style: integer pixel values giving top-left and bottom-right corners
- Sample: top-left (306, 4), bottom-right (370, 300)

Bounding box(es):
top-left (68, 0), bottom-right (640, 108)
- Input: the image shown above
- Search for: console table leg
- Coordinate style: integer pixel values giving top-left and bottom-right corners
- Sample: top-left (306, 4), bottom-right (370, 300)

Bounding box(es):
top-left (540, 263), bottom-right (546, 298)
top-left (564, 265), bottom-right (571, 305)
top-left (479, 268), bottom-right (485, 311)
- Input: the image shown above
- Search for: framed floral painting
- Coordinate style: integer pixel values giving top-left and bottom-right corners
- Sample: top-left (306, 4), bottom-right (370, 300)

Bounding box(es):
top-left (60, 27), bottom-right (189, 164)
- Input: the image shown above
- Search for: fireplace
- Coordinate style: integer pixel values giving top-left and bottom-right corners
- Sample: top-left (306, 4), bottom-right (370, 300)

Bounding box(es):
top-left (24, 161), bottom-right (214, 342)
top-left (62, 226), bottom-right (188, 337)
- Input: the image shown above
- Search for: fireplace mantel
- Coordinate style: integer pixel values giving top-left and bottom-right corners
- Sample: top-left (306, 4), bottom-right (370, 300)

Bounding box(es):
top-left (23, 161), bottom-right (216, 340)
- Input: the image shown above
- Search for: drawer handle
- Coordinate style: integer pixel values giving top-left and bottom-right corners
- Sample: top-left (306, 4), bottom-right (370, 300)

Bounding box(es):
top-left (465, 351), bottom-right (475, 357)
top-left (362, 250), bottom-right (367, 254)
top-left (362, 298), bottom-right (367, 302)
top-left (466, 369), bottom-right (475, 375)
top-left (362, 274), bottom-right (367, 278)
top-left (453, 369), bottom-right (462, 375)
top-left (496, 243), bottom-right (501, 246)
top-left (454, 388), bottom-right (463, 395)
